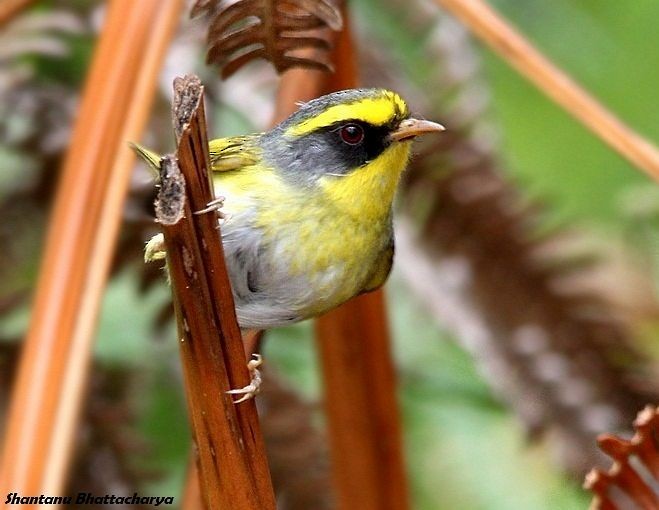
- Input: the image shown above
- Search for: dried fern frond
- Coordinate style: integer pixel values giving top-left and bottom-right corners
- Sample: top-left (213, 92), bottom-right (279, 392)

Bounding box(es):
top-left (585, 405), bottom-right (659, 509)
top-left (191, 0), bottom-right (342, 78)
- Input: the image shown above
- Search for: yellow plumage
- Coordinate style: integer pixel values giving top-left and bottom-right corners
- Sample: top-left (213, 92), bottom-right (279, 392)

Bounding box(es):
top-left (135, 88), bottom-right (443, 329)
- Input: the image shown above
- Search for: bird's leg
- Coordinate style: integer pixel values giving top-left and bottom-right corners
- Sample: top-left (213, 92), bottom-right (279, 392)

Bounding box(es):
top-left (144, 233), bottom-right (166, 262)
top-left (226, 354), bottom-right (263, 404)
top-left (194, 196), bottom-right (226, 218)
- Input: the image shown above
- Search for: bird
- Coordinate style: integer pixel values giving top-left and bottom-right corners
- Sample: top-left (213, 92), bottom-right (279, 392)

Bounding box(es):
top-left (133, 88), bottom-right (444, 332)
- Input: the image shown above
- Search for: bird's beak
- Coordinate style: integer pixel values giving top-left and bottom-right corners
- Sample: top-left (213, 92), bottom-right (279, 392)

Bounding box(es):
top-left (389, 118), bottom-right (445, 142)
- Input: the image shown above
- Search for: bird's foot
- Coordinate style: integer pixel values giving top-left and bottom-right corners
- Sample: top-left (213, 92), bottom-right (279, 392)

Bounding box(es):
top-left (144, 233), bottom-right (166, 262)
top-left (226, 354), bottom-right (263, 404)
top-left (194, 196), bottom-right (226, 219)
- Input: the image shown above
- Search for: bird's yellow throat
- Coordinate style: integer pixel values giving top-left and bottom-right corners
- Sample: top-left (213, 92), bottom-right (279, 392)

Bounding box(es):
top-left (318, 140), bottom-right (411, 220)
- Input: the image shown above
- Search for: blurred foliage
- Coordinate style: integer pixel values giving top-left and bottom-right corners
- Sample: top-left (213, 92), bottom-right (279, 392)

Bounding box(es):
top-left (389, 276), bottom-right (590, 509)
top-left (2, 0), bottom-right (659, 509)
top-left (484, 0), bottom-right (659, 226)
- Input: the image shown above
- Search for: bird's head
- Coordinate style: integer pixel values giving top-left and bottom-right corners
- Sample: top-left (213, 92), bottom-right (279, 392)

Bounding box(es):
top-left (261, 88), bottom-right (444, 217)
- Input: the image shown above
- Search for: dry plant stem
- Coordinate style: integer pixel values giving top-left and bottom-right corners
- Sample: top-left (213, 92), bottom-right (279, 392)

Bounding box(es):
top-left (316, 293), bottom-right (409, 510)
top-left (242, 329), bottom-right (264, 357)
top-left (181, 330), bottom-right (261, 510)
top-left (435, 0), bottom-right (659, 182)
top-left (0, 0), bottom-right (182, 498)
top-left (0, 0), bottom-right (35, 28)
top-left (273, 67), bottom-right (330, 122)
top-left (162, 75), bottom-right (275, 510)
top-left (182, 460), bottom-right (203, 510)
top-left (179, 330), bottom-right (266, 510)
top-left (313, 12), bottom-right (410, 510)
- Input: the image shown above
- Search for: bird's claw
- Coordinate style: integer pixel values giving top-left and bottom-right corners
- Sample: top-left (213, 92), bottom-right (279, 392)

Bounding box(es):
top-left (194, 196), bottom-right (226, 218)
top-left (226, 354), bottom-right (263, 404)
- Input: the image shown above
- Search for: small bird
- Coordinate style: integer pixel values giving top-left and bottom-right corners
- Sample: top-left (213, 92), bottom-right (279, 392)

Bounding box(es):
top-left (134, 88), bottom-right (444, 331)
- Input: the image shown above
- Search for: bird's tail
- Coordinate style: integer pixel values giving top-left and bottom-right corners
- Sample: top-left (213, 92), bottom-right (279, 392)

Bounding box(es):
top-left (129, 142), bottom-right (161, 178)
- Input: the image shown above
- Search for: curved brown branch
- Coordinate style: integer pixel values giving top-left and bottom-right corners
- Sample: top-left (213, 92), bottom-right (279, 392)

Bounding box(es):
top-left (362, 0), bottom-right (655, 475)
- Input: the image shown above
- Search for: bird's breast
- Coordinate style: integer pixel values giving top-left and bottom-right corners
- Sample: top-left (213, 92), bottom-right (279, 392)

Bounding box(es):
top-left (215, 167), bottom-right (394, 320)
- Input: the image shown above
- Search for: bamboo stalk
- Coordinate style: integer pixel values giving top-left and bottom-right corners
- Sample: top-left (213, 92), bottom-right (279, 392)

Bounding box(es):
top-left (313, 12), bottom-right (410, 510)
top-left (0, 0), bottom-right (35, 28)
top-left (0, 0), bottom-right (183, 498)
top-left (435, 0), bottom-right (659, 182)
top-left (161, 75), bottom-right (275, 510)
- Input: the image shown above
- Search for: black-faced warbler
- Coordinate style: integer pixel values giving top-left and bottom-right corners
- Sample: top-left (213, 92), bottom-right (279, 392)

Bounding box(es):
top-left (134, 88), bottom-right (444, 330)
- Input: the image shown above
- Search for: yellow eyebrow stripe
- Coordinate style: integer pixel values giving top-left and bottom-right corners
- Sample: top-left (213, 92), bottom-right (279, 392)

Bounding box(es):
top-left (285, 93), bottom-right (408, 137)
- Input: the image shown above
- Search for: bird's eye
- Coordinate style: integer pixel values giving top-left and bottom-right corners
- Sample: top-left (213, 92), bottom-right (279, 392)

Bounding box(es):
top-left (339, 124), bottom-right (364, 145)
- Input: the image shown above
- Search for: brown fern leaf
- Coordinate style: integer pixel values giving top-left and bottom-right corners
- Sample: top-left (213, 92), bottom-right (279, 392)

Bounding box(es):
top-left (585, 405), bottom-right (659, 510)
top-left (191, 0), bottom-right (342, 78)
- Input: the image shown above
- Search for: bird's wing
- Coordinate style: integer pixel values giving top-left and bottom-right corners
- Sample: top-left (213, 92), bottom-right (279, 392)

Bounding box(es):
top-left (209, 135), bottom-right (261, 172)
top-left (129, 142), bottom-right (161, 178)
top-left (130, 135), bottom-right (261, 176)
top-left (361, 241), bottom-right (394, 294)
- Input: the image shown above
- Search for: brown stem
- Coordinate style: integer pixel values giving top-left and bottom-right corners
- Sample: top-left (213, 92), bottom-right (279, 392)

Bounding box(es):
top-left (161, 75), bottom-right (275, 510)
top-left (0, 0), bottom-right (183, 496)
top-left (242, 329), bottom-right (264, 358)
top-left (435, 0), bottom-right (659, 182)
top-left (315, 293), bottom-right (409, 510)
top-left (182, 459), bottom-right (204, 510)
